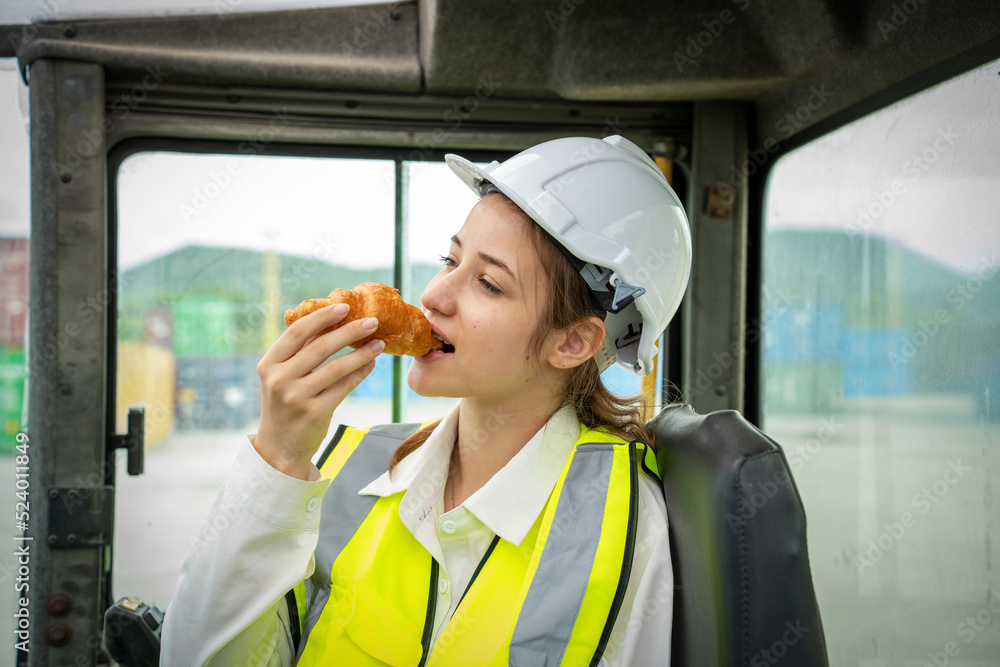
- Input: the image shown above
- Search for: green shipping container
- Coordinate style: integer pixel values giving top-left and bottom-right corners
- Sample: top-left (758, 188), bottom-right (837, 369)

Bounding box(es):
top-left (172, 298), bottom-right (237, 358)
top-left (0, 346), bottom-right (26, 451)
top-left (763, 361), bottom-right (843, 415)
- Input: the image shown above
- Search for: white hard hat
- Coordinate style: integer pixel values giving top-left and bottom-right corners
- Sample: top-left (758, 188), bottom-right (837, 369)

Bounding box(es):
top-left (445, 134), bottom-right (692, 376)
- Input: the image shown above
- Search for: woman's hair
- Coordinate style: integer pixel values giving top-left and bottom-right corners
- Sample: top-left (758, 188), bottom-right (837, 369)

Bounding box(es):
top-left (388, 192), bottom-right (653, 474)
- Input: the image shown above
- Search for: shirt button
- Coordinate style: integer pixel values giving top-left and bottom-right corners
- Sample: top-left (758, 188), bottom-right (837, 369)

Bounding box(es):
top-left (306, 497), bottom-right (320, 512)
top-left (440, 519), bottom-right (457, 534)
top-left (438, 577), bottom-right (449, 595)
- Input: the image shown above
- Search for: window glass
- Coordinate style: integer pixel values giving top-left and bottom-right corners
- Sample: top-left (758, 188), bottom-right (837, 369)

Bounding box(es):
top-left (762, 58), bottom-right (1000, 663)
top-left (114, 145), bottom-right (673, 608)
top-left (114, 152), bottom-right (395, 606)
top-left (0, 58), bottom-right (30, 653)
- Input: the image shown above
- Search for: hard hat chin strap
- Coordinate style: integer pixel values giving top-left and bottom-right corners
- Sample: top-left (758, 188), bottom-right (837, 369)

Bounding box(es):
top-left (578, 263), bottom-right (646, 314)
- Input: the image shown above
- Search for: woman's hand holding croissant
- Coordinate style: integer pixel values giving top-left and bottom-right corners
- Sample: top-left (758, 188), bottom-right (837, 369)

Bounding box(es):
top-left (253, 303), bottom-right (384, 480)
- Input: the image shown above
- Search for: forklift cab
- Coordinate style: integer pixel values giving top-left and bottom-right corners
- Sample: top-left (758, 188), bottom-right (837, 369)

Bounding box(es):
top-left (1, 1), bottom-right (998, 665)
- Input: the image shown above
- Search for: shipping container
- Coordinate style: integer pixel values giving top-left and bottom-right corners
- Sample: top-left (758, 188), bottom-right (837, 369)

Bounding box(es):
top-left (763, 303), bottom-right (845, 363)
top-left (0, 237), bottom-right (29, 347)
top-left (0, 345), bottom-right (26, 450)
top-left (763, 361), bottom-right (843, 414)
top-left (841, 329), bottom-right (913, 397)
top-left (116, 341), bottom-right (176, 447)
top-left (172, 297), bottom-right (237, 357)
top-left (175, 355), bottom-right (261, 430)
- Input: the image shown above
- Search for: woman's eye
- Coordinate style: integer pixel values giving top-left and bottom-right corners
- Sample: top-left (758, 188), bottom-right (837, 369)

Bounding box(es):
top-left (479, 278), bottom-right (502, 295)
top-left (439, 254), bottom-right (500, 294)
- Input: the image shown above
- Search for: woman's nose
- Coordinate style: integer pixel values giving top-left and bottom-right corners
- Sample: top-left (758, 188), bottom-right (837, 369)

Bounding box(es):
top-left (421, 270), bottom-right (458, 317)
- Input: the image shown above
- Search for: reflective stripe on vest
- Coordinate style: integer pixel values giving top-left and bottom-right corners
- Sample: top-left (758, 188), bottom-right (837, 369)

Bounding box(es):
top-left (295, 421), bottom-right (647, 667)
top-left (296, 422), bottom-right (424, 660)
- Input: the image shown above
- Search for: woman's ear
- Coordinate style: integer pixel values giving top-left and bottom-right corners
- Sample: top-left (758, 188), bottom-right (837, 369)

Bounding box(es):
top-left (547, 316), bottom-right (606, 370)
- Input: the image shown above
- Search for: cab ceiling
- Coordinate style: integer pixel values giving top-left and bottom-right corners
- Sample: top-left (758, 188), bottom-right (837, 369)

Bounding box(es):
top-left (4, 0), bottom-right (1000, 145)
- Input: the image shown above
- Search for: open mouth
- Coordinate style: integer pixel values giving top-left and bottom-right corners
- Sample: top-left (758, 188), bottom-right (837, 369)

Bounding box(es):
top-left (432, 332), bottom-right (455, 353)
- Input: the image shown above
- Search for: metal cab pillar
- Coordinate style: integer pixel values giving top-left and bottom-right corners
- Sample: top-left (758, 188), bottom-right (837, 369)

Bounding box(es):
top-left (682, 101), bottom-right (750, 415)
top-left (26, 59), bottom-right (111, 665)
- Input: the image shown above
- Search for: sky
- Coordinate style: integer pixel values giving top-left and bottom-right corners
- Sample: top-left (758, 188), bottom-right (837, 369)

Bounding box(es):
top-left (115, 152), bottom-right (479, 270)
top-left (0, 62), bottom-right (29, 240)
top-left (766, 57), bottom-right (1000, 276)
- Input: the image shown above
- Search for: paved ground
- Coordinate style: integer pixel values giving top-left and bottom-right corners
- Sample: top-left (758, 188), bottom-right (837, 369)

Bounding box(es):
top-left (2, 394), bottom-right (998, 666)
top-left (763, 395), bottom-right (1000, 666)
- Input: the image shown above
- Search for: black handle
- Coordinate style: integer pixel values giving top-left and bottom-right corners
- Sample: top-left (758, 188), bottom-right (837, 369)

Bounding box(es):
top-left (109, 406), bottom-right (145, 476)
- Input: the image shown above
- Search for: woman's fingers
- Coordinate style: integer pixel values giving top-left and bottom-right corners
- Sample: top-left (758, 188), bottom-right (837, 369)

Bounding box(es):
top-left (316, 354), bottom-right (378, 404)
top-left (261, 303), bottom-right (350, 365)
top-left (305, 337), bottom-right (385, 397)
top-left (252, 304), bottom-right (388, 479)
top-left (286, 316), bottom-right (380, 378)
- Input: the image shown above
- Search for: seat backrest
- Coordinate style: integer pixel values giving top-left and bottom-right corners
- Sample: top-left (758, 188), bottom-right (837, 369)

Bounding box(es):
top-left (649, 404), bottom-right (829, 667)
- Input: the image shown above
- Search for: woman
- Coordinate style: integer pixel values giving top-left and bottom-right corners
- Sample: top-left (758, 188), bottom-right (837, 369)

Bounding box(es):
top-left (161, 134), bottom-right (692, 666)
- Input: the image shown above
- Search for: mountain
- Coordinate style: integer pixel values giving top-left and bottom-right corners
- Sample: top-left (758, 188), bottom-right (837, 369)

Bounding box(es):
top-left (117, 245), bottom-right (442, 354)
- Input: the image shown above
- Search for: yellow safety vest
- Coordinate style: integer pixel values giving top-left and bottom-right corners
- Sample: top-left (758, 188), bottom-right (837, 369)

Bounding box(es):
top-left (288, 421), bottom-right (660, 666)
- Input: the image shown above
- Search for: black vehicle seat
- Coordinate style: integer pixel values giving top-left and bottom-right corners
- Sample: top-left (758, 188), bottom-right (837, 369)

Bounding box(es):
top-left (649, 403), bottom-right (829, 666)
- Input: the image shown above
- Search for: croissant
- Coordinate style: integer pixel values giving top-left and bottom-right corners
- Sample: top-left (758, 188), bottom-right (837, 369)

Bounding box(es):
top-left (283, 282), bottom-right (443, 357)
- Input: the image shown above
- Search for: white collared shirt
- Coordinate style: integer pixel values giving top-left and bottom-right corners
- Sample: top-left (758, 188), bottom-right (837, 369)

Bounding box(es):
top-left (359, 402), bottom-right (591, 646)
top-left (161, 403), bottom-right (672, 666)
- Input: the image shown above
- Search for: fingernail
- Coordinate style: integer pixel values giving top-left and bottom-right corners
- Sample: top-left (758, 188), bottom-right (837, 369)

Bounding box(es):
top-left (333, 303), bottom-right (349, 315)
top-left (363, 317), bottom-right (378, 331)
top-left (371, 339), bottom-right (385, 353)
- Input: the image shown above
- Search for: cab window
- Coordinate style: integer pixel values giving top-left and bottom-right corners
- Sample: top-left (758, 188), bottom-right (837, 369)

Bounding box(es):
top-left (111, 149), bottom-right (645, 608)
top-left (761, 56), bottom-right (1000, 662)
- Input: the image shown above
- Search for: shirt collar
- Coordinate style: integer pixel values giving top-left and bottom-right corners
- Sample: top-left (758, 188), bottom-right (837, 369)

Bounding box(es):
top-left (359, 402), bottom-right (581, 547)
top-left (358, 402), bottom-right (460, 527)
top-left (463, 404), bottom-right (580, 545)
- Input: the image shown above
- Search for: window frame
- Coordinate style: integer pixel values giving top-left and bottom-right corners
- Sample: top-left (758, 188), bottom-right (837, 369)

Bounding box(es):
top-left (106, 137), bottom-right (513, 442)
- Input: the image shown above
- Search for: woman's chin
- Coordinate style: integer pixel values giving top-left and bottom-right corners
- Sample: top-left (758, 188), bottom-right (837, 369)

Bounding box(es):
top-left (406, 365), bottom-right (457, 398)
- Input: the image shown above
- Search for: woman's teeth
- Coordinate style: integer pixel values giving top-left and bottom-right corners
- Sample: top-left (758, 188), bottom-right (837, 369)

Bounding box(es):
top-left (432, 333), bottom-right (455, 353)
